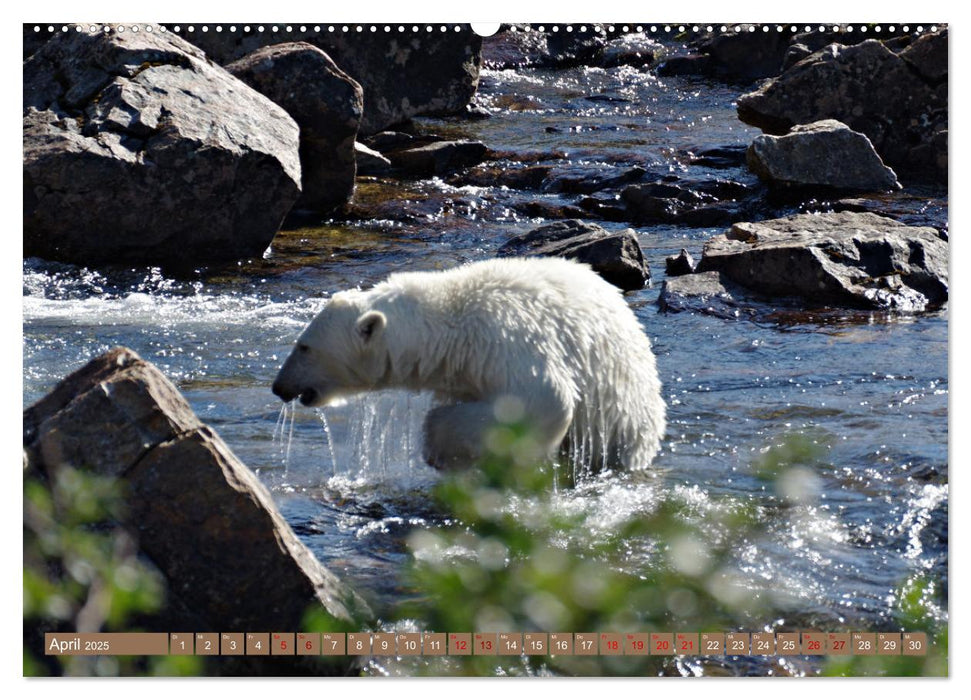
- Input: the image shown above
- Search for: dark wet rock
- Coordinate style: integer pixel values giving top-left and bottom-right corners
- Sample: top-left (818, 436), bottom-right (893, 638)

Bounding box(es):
top-left (689, 145), bottom-right (748, 169)
top-left (354, 141), bottom-right (392, 175)
top-left (544, 26), bottom-right (608, 68)
top-left (601, 33), bottom-right (665, 68)
top-left (583, 94), bottom-right (630, 103)
top-left (692, 29), bottom-right (791, 81)
top-left (578, 195), bottom-right (630, 222)
top-left (480, 26), bottom-right (550, 69)
top-left (900, 30), bottom-right (948, 84)
top-left (736, 35), bottom-right (948, 181)
top-left (178, 25), bottom-right (482, 135)
top-left (826, 195), bottom-right (948, 237)
top-left (498, 219), bottom-right (650, 291)
top-left (24, 347), bottom-right (367, 667)
top-left (543, 165), bottom-right (646, 194)
top-left (449, 164), bottom-right (552, 190)
top-left (658, 270), bottom-right (751, 318)
top-left (481, 24), bottom-right (622, 70)
top-left (23, 28), bottom-right (301, 267)
top-left (790, 28), bottom-right (870, 54)
top-left (695, 212), bottom-right (948, 311)
top-left (227, 42), bottom-right (362, 214)
top-left (365, 131), bottom-right (418, 152)
top-left (782, 43), bottom-right (814, 71)
top-left (387, 140), bottom-right (488, 177)
top-left (462, 102), bottom-right (492, 120)
top-left (513, 201), bottom-right (590, 221)
top-left (621, 179), bottom-right (753, 227)
top-left (665, 249), bottom-right (697, 277)
top-left (656, 54), bottom-right (712, 77)
top-left (747, 120), bottom-right (900, 192)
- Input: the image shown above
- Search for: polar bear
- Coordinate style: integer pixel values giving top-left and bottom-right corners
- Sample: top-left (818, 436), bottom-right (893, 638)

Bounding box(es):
top-left (272, 257), bottom-right (665, 471)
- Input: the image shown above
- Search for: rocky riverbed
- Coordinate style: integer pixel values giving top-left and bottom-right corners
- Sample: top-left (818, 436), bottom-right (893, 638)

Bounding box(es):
top-left (24, 23), bottom-right (948, 677)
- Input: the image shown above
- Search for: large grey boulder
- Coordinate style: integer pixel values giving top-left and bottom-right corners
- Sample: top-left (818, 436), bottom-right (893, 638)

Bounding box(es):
top-left (23, 347), bottom-right (367, 661)
top-left (227, 42), bottom-right (363, 214)
top-left (23, 28), bottom-right (302, 267)
top-left (178, 26), bottom-right (482, 135)
top-left (747, 120), bottom-right (900, 192)
top-left (737, 34), bottom-right (948, 181)
top-left (498, 219), bottom-right (650, 291)
top-left (695, 212), bottom-right (948, 311)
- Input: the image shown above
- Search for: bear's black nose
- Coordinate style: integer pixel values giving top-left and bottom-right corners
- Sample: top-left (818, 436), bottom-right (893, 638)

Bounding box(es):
top-left (272, 381), bottom-right (297, 402)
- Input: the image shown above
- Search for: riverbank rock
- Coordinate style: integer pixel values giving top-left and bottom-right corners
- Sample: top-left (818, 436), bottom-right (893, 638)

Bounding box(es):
top-left (23, 29), bottom-right (302, 267)
top-left (227, 43), bottom-right (363, 214)
top-left (498, 219), bottom-right (650, 291)
top-left (736, 34), bottom-right (948, 181)
top-left (178, 26), bottom-right (482, 135)
top-left (747, 120), bottom-right (900, 192)
top-left (695, 212), bottom-right (948, 311)
top-left (387, 140), bottom-right (488, 177)
top-left (23, 348), bottom-right (367, 672)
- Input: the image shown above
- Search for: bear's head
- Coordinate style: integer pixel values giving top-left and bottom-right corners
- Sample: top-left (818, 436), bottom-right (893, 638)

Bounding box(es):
top-left (272, 291), bottom-right (388, 407)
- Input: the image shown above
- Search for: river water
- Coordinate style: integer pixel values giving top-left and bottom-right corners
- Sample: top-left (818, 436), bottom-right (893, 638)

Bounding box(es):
top-left (23, 52), bottom-right (948, 676)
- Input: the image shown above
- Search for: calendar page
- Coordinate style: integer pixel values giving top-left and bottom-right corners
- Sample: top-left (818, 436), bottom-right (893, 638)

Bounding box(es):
top-left (22, 19), bottom-right (948, 679)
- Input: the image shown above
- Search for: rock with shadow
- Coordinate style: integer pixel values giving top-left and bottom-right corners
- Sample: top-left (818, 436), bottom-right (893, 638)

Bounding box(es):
top-left (695, 211), bottom-right (947, 312)
top-left (23, 28), bottom-right (302, 267)
top-left (23, 347), bottom-right (369, 674)
top-left (498, 219), bottom-right (650, 291)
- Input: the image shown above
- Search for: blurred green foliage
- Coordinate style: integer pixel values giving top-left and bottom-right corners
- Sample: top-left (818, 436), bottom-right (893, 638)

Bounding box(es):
top-left (23, 465), bottom-right (201, 676)
top-left (395, 424), bottom-right (947, 677)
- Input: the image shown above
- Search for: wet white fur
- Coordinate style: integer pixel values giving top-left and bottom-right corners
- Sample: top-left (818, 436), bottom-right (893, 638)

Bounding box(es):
top-left (275, 257), bottom-right (666, 470)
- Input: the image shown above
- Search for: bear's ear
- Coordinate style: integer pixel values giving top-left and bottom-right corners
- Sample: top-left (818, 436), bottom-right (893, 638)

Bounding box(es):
top-left (356, 310), bottom-right (386, 344)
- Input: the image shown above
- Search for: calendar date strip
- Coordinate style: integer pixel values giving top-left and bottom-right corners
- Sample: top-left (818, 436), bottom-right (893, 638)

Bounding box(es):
top-left (45, 631), bottom-right (928, 657)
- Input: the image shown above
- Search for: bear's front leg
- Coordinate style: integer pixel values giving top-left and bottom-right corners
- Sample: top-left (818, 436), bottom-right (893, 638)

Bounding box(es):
top-left (422, 398), bottom-right (572, 471)
top-left (422, 401), bottom-right (495, 471)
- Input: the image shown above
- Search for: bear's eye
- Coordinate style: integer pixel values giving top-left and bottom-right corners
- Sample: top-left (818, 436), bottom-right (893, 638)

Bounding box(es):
top-left (297, 343), bottom-right (310, 354)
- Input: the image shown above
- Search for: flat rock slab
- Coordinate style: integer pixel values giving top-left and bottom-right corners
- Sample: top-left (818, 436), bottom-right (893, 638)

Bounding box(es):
top-left (498, 219), bottom-right (650, 291)
top-left (747, 119), bottom-right (900, 192)
top-left (24, 348), bottom-right (367, 663)
top-left (658, 271), bottom-right (753, 319)
top-left (23, 29), bottom-right (302, 266)
top-left (696, 212), bottom-right (948, 311)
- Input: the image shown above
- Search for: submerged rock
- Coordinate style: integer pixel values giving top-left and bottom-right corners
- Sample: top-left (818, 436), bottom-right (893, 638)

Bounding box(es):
top-left (658, 270), bottom-right (752, 318)
top-left (747, 120), bottom-right (900, 192)
top-left (695, 212), bottom-right (948, 311)
top-left (498, 219), bottom-right (650, 291)
top-left (23, 347), bottom-right (367, 666)
top-left (23, 29), bottom-right (302, 266)
top-left (227, 43), bottom-right (363, 214)
top-left (621, 179), bottom-right (753, 227)
top-left (387, 140), bottom-right (488, 177)
top-left (543, 165), bottom-right (646, 195)
top-left (737, 34), bottom-right (948, 181)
